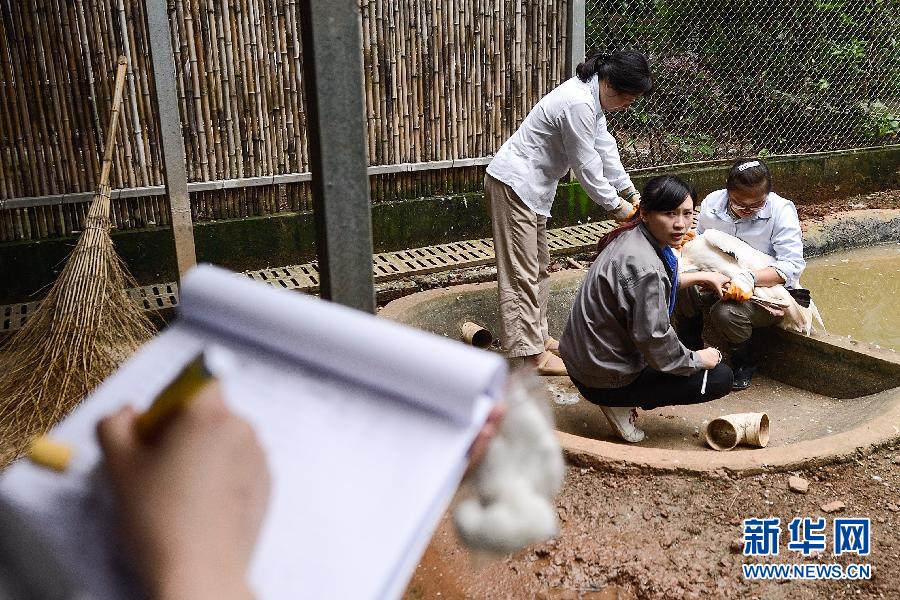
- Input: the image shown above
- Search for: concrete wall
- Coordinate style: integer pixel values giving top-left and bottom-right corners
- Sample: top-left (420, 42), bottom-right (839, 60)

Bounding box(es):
top-left (2, 145), bottom-right (898, 304)
top-left (753, 327), bottom-right (900, 398)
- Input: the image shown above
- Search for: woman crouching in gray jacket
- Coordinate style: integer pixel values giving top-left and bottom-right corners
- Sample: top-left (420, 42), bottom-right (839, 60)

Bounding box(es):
top-left (559, 175), bottom-right (734, 442)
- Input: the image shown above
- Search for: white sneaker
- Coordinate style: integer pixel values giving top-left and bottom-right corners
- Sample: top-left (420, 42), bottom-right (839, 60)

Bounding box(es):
top-left (599, 406), bottom-right (645, 443)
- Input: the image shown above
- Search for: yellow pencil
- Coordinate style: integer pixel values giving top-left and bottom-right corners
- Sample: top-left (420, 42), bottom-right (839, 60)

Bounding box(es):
top-left (28, 436), bottom-right (74, 472)
top-left (27, 352), bottom-right (215, 471)
top-left (134, 352), bottom-right (215, 443)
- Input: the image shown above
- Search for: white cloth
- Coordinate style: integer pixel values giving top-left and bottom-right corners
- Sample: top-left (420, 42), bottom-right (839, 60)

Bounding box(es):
top-left (486, 75), bottom-right (633, 217)
top-left (696, 189), bottom-right (806, 288)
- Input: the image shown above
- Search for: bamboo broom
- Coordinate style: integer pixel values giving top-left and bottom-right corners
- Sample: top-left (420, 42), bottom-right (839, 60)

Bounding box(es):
top-left (0, 56), bottom-right (155, 466)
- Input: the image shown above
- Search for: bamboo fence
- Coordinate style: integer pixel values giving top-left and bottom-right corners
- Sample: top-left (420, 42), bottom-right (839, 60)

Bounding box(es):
top-left (0, 0), bottom-right (569, 242)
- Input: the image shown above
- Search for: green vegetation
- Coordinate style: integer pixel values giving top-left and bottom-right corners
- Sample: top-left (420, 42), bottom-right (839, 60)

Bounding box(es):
top-left (586, 0), bottom-right (900, 166)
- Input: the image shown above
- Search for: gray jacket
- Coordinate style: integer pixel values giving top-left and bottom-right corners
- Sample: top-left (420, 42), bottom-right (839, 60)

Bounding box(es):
top-left (560, 224), bottom-right (703, 388)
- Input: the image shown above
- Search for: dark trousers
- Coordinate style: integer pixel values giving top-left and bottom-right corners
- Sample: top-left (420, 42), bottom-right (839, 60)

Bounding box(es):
top-left (571, 363), bottom-right (734, 409)
top-left (675, 285), bottom-right (782, 346)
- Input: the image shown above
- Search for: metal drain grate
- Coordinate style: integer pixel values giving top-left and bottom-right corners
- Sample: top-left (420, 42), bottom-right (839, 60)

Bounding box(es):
top-left (1, 220), bottom-right (615, 333)
top-left (1, 300), bottom-right (40, 333)
top-left (377, 238), bottom-right (496, 281)
top-left (547, 221), bottom-right (616, 253)
top-left (246, 220), bottom-right (615, 292)
top-left (127, 282), bottom-right (180, 311)
top-left (0, 286), bottom-right (178, 335)
top-left (245, 264), bottom-right (320, 291)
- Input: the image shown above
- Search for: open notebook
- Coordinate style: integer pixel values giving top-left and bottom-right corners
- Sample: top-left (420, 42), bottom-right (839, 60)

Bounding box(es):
top-left (0, 265), bottom-right (507, 599)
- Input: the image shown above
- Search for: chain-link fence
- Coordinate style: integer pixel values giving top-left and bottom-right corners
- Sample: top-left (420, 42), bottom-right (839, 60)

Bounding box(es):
top-left (586, 0), bottom-right (900, 169)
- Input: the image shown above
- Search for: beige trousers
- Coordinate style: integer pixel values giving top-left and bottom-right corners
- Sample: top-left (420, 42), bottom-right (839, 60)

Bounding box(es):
top-left (484, 174), bottom-right (550, 358)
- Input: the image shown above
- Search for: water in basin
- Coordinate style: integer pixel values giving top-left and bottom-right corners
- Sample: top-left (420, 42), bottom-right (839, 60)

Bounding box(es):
top-left (803, 244), bottom-right (900, 350)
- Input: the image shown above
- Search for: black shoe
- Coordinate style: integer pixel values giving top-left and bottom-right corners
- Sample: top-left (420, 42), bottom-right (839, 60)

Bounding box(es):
top-left (730, 340), bottom-right (756, 390)
top-left (732, 364), bottom-right (757, 390)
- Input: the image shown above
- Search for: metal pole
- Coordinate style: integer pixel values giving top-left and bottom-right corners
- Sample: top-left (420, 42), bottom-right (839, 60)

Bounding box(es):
top-left (299, 0), bottom-right (376, 313)
top-left (567, 0), bottom-right (586, 76)
top-left (145, 0), bottom-right (196, 277)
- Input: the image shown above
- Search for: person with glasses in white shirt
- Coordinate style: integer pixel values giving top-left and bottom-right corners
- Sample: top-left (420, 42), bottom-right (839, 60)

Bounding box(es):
top-left (675, 158), bottom-right (807, 390)
top-left (484, 51), bottom-right (653, 376)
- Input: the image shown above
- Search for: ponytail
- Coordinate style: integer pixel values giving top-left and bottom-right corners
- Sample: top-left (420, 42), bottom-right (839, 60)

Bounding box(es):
top-left (593, 214), bottom-right (642, 258)
top-left (576, 50), bottom-right (653, 96)
top-left (576, 51), bottom-right (611, 81)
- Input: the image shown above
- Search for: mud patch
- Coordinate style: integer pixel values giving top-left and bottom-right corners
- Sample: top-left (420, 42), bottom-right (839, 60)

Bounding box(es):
top-left (406, 445), bottom-right (900, 599)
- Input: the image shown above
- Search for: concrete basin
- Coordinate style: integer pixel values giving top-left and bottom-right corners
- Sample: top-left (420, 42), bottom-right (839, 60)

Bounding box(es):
top-left (380, 270), bottom-right (900, 473)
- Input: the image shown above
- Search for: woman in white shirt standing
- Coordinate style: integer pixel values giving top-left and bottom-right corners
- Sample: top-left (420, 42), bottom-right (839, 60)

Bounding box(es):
top-left (485, 51), bottom-right (653, 375)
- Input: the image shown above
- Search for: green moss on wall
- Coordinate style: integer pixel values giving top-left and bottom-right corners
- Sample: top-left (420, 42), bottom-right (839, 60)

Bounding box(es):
top-left (2, 145), bottom-right (898, 303)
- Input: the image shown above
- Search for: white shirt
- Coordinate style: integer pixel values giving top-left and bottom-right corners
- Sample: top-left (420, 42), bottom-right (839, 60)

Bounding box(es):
top-left (696, 189), bottom-right (806, 288)
top-left (486, 75), bottom-right (632, 217)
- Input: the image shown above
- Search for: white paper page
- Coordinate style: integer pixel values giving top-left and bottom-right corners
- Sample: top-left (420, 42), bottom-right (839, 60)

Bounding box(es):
top-left (0, 324), bottom-right (495, 599)
top-left (180, 265), bottom-right (507, 423)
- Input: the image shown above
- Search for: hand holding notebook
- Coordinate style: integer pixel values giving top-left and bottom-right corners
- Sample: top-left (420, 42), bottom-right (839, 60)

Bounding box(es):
top-left (0, 265), bottom-right (508, 599)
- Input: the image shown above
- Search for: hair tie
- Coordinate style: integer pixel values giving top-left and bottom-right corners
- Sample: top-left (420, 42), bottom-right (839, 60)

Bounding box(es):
top-left (737, 160), bottom-right (761, 172)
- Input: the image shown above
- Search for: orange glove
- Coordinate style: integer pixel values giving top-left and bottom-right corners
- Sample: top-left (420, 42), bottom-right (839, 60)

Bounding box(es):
top-left (628, 200), bottom-right (641, 221)
top-left (625, 201), bottom-right (639, 221)
top-left (677, 229), bottom-right (696, 249)
top-left (722, 283), bottom-right (752, 302)
top-left (722, 270), bottom-right (755, 301)
top-left (611, 198), bottom-right (637, 222)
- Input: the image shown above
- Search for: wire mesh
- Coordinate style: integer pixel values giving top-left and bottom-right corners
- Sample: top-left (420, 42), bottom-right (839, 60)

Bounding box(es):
top-left (586, 0), bottom-right (900, 168)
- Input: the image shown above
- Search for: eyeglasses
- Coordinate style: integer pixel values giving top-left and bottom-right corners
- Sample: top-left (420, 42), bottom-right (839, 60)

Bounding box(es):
top-left (728, 195), bottom-right (766, 215)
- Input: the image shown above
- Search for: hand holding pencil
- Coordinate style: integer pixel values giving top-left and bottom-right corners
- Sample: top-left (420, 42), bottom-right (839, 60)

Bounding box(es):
top-left (97, 364), bottom-right (270, 600)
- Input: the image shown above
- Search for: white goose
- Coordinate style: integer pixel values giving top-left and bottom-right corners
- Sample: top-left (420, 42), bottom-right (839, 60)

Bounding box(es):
top-left (679, 229), bottom-right (825, 335)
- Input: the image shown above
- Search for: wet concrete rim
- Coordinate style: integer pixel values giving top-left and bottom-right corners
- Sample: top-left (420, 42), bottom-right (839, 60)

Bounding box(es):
top-left (559, 389), bottom-right (900, 475)
top-left (801, 208), bottom-right (900, 257)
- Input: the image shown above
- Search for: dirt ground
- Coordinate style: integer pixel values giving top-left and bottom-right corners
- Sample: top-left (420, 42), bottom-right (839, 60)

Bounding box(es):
top-left (793, 189), bottom-right (900, 222)
top-left (404, 190), bottom-right (900, 600)
top-left (406, 445), bottom-right (900, 600)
